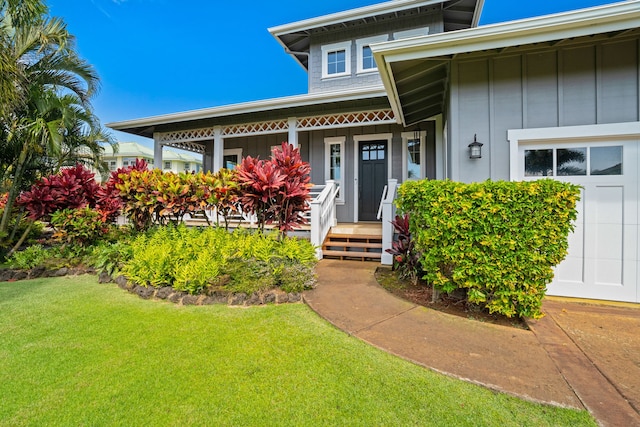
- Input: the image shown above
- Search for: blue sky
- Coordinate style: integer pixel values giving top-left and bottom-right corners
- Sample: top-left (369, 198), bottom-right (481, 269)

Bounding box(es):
top-left (47, 0), bottom-right (621, 145)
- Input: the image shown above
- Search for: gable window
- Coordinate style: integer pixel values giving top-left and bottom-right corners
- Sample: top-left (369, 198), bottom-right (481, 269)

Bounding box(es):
top-left (356, 35), bottom-right (388, 74)
top-left (325, 136), bottom-right (345, 203)
top-left (321, 41), bottom-right (351, 79)
top-left (402, 131), bottom-right (425, 181)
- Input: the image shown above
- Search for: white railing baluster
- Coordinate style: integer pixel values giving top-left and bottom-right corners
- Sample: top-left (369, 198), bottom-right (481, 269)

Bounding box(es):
top-left (310, 180), bottom-right (339, 259)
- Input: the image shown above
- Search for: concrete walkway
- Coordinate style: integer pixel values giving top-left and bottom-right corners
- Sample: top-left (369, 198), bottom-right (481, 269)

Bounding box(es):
top-left (304, 259), bottom-right (640, 427)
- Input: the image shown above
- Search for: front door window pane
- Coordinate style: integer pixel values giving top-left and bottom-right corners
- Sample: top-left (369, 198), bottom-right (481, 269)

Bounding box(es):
top-left (525, 149), bottom-right (553, 176)
top-left (591, 146), bottom-right (622, 175)
top-left (557, 148), bottom-right (586, 176)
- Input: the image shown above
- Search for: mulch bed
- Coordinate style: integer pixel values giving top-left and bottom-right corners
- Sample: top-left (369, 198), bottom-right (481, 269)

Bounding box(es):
top-left (375, 266), bottom-right (528, 329)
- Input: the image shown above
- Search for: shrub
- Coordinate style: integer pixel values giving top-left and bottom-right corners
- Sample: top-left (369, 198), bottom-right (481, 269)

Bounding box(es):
top-left (236, 143), bottom-right (311, 235)
top-left (50, 207), bottom-right (107, 247)
top-left (17, 164), bottom-right (100, 222)
top-left (121, 225), bottom-right (317, 295)
top-left (386, 214), bottom-right (421, 285)
top-left (90, 240), bottom-right (134, 277)
top-left (396, 179), bottom-right (580, 319)
top-left (7, 244), bottom-right (50, 269)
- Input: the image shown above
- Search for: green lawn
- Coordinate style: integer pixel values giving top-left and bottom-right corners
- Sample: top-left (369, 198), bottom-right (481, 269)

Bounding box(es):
top-left (0, 276), bottom-right (596, 426)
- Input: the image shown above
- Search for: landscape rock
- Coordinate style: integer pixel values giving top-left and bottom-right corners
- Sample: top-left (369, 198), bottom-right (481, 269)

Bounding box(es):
top-left (155, 286), bottom-right (173, 299)
top-left (287, 292), bottom-right (302, 303)
top-left (134, 285), bottom-right (154, 299)
top-left (229, 293), bottom-right (247, 306)
top-left (182, 294), bottom-right (198, 305)
top-left (98, 271), bottom-right (113, 283)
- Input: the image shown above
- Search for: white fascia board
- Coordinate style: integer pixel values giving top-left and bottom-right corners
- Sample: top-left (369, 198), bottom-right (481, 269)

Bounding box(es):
top-left (268, 0), bottom-right (447, 36)
top-left (372, 1), bottom-right (640, 64)
top-left (107, 86), bottom-right (387, 130)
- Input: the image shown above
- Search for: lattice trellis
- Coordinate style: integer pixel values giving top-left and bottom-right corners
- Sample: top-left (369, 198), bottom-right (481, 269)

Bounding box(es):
top-left (158, 128), bottom-right (216, 143)
top-left (222, 120), bottom-right (289, 136)
top-left (297, 110), bottom-right (395, 129)
top-left (156, 109), bottom-right (397, 147)
top-left (163, 141), bottom-right (206, 154)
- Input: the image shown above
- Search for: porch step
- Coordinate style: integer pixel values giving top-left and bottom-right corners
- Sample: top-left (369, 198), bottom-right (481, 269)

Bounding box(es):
top-left (322, 233), bottom-right (383, 262)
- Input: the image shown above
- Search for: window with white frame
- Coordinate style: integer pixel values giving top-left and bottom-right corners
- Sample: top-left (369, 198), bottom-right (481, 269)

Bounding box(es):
top-left (325, 136), bottom-right (345, 202)
top-left (393, 27), bottom-right (429, 40)
top-left (223, 148), bottom-right (242, 169)
top-left (122, 157), bottom-right (136, 167)
top-left (321, 41), bottom-right (351, 79)
top-left (184, 162), bottom-right (191, 171)
top-left (356, 35), bottom-right (388, 74)
top-left (402, 131), bottom-right (425, 181)
top-left (164, 161), bottom-right (171, 170)
top-left (108, 161), bottom-right (116, 171)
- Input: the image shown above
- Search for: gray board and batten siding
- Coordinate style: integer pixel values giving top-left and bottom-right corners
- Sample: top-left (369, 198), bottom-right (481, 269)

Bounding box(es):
top-left (447, 33), bottom-right (640, 183)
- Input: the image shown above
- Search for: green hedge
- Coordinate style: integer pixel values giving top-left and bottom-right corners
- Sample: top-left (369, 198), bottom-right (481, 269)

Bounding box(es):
top-left (396, 179), bottom-right (580, 319)
top-left (122, 225), bottom-right (317, 295)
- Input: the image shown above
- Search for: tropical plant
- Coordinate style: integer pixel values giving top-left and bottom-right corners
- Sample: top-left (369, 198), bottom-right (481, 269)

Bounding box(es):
top-left (0, 0), bottom-right (114, 252)
top-left (386, 213), bottom-right (422, 286)
top-left (235, 143), bottom-right (311, 235)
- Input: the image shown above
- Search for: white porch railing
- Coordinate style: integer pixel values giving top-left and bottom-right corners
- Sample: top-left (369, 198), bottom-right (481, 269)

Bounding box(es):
top-left (379, 179), bottom-right (398, 265)
top-left (310, 180), bottom-right (339, 259)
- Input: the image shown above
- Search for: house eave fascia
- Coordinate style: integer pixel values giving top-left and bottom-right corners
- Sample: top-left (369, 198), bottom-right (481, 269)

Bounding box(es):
top-left (107, 86), bottom-right (388, 131)
top-left (373, 0), bottom-right (640, 63)
top-left (372, 0), bottom-right (640, 125)
top-left (268, 0), bottom-right (452, 38)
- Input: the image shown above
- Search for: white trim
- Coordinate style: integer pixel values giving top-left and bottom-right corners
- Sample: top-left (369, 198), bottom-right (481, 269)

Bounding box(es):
top-left (507, 122), bottom-right (640, 181)
top-left (353, 133), bottom-right (393, 222)
top-left (107, 86), bottom-right (386, 132)
top-left (268, 0), bottom-right (468, 36)
top-left (356, 35), bottom-right (388, 74)
top-left (324, 136), bottom-right (346, 204)
top-left (393, 27), bottom-right (429, 40)
top-left (373, 0), bottom-right (640, 126)
top-left (223, 148), bottom-right (242, 169)
top-left (434, 115), bottom-right (445, 179)
top-left (401, 130), bottom-right (425, 181)
top-left (322, 41), bottom-right (352, 79)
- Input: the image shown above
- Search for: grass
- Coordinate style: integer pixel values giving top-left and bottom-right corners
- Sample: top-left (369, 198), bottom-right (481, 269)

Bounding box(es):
top-left (0, 276), bottom-right (596, 426)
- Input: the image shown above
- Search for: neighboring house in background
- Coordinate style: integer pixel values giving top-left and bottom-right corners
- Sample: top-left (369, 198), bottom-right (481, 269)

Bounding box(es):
top-left (97, 142), bottom-right (203, 181)
top-left (109, 0), bottom-right (640, 304)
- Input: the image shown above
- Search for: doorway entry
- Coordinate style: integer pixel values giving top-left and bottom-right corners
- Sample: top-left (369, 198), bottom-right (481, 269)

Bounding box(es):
top-left (358, 140), bottom-right (388, 221)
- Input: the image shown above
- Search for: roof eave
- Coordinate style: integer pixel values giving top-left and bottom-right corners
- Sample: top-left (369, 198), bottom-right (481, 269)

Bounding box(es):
top-left (107, 86), bottom-right (388, 132)
top-left (373, 0), bottom-right (640, 125)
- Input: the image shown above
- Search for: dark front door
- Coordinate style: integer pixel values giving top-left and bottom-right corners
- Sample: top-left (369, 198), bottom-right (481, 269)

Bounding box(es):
top-left (359, 141), bottom-right (387, 221)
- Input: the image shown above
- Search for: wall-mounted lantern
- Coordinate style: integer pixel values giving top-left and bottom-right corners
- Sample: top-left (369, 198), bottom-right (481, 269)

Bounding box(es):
top-left (468, 134), bottom-right (483, 159)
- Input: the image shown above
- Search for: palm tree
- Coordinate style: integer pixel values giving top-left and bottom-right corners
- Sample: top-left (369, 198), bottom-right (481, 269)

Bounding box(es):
top-left (0, 0), bottom-right (114, 244)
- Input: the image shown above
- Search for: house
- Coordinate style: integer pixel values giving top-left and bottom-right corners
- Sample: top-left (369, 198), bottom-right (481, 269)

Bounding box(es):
top-left (108, 0), bottom-right (640, 303)
top-left (97, 142), bottom-right (203, 181)
top-left (372, 0), bottom-right (640, 303)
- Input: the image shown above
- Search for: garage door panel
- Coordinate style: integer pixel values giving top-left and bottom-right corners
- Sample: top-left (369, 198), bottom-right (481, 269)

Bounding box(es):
top-left (519, 138), bottom-right (638, 303)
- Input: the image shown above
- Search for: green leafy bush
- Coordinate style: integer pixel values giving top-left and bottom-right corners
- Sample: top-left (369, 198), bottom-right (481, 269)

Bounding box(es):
top-left (50, 207), bottom-right (107, 247)
top-left (396, 179), bottom-right (580, 319)
top-left (90, 240), bottom-right (134, 276)
top-left (121, 225), bottom-right (317, 295)
top-left (7, 244), bottom-right (50, 269)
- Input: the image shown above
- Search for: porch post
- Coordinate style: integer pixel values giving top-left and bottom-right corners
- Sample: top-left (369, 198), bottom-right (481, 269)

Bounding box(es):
top-left (381, 179), bottom-right (398, 265)
top-left (153, 133), bottom-right (163, 170)
top-left (213, 125), bottom-right (224, 172)
top-left (288, 117), bottom-right (298, 148)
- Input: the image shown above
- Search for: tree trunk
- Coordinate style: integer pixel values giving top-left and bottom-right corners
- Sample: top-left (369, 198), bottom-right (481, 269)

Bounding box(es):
top-left (0, 141), bottom-right (29, 241)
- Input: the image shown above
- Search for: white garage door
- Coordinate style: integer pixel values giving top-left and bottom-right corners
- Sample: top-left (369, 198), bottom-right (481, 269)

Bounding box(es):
top-left (518, 139), bottom-right (639, 303)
